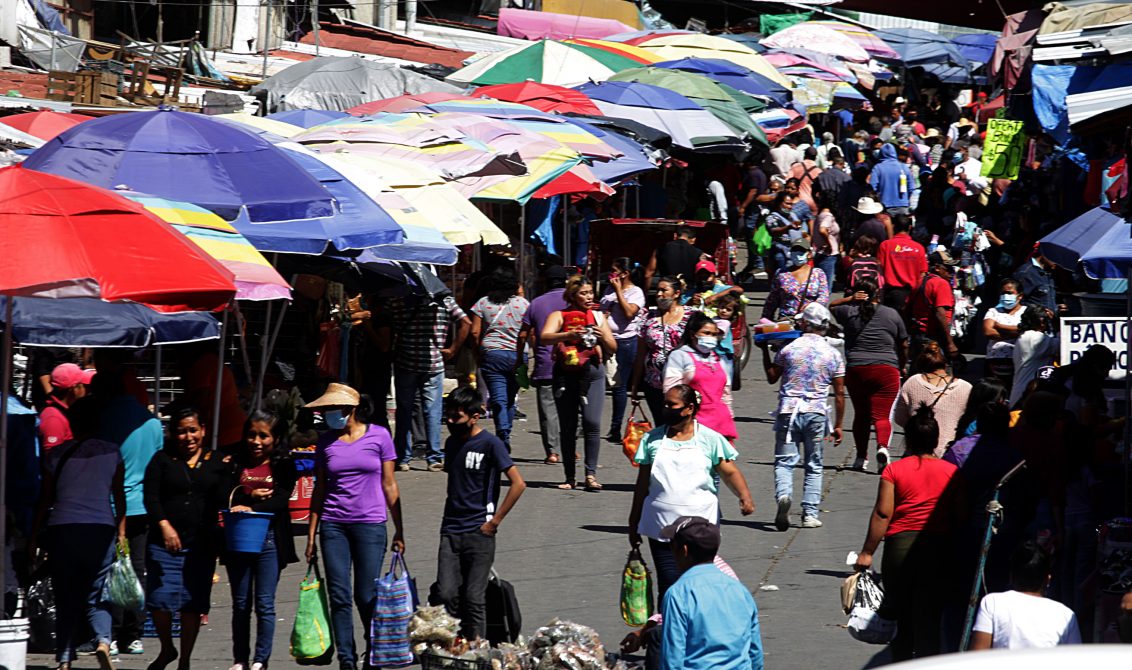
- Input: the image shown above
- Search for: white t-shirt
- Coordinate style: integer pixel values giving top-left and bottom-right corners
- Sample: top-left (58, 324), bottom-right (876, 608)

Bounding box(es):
top-left (983, 305), bottom-right (1026, 358)
top-left (972, 590), bottom-right (1081, 649)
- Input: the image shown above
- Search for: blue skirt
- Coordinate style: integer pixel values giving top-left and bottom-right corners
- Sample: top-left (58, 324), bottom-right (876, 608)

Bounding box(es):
top-left (146, 543), bottom-right (216, 614)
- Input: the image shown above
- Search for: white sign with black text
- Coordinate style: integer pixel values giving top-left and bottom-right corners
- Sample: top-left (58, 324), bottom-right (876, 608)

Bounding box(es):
top-left (1059, 317), bottom-right (1129, 380)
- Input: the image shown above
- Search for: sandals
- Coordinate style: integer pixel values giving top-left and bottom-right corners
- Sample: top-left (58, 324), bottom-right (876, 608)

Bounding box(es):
top-left (585, 475), bottom-right (603, 492)
top-left (544, 454), bottom-right (560, 465)
top-left (557, 482), bottom-right (576, 490)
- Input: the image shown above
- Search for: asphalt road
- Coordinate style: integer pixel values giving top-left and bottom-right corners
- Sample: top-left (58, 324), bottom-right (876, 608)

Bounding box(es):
top-left (28, 288), bottom-right (894, 670)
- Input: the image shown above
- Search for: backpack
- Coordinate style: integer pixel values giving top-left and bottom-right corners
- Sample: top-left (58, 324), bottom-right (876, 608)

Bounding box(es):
top-left (846, 257), bottom-right (883, 291)
top-left (553, 310), bottom-right (601, 373)
top-left (484, 570), bottom-right (522, 645)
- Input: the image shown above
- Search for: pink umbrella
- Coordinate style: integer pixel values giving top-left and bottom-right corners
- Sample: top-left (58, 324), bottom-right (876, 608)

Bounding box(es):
top-left (347, 92), bottom-right (469, 116)
top-left (761, 23), bottom-right (870, 63)
top-left (808, 21), bottom-right (900, 60)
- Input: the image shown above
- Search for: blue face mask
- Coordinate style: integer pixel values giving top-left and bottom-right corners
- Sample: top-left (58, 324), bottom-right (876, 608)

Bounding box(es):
top-left (695, 336), bottom-right (718, 353)
top-left (790, 251), bottom-right (809, 268)
top-left (998, 294), bottom-right (1018, 310)
top-left (323, 409), bottom-right (348, 430)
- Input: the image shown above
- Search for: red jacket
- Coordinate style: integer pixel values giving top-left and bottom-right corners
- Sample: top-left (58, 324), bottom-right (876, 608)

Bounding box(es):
top-left (878, 233), bottom-right (928, 289)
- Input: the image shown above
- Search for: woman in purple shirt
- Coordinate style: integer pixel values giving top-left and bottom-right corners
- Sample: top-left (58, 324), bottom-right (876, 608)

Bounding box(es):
top-left (305, 383), bottom-right (405, 670)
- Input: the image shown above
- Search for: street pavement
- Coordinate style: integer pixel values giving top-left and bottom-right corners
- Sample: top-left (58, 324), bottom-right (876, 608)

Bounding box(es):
top-left (29, 286), bottom-right (894, 670)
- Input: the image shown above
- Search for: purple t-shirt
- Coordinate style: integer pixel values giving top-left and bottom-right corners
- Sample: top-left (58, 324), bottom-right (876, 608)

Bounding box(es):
top-left (315, 424), bottom-right (397, 523)
top-left (522, 288), bottom-right (569, 381)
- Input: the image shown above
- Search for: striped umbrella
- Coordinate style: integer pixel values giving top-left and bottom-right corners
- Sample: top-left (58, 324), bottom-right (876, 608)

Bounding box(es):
top-left (118, 193), bottom-right (292, 301)
top-left (446, 39), bottom-right (645, 87)
top-left (473, 82), bottom-right (603, 115)
top-left (346, 92), bottom-right (469, 116)
top-left (760, 23), bottom-right (870, 63)
top-left (620, 33), bottom-right (791, 87)
top-left (809, 21), bottom-right (900, 60)
top-left (562, 38), bottom-right (663, 64)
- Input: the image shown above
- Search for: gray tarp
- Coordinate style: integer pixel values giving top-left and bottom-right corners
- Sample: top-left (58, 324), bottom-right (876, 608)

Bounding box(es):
top-left (250, 56), bottom-right (461, 113)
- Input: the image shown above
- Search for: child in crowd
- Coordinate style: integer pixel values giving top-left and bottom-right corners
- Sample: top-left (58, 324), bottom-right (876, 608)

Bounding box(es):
top-left (970, 540), bottom-right (1081, 650)
top-left (713, 293), bottom-right (741, 361)
top-left (691, 260), bottom-right (745, 317)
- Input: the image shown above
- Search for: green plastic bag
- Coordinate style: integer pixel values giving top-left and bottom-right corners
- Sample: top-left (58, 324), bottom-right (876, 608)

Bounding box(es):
top-left (291, 563), bottom-right (334, 664)
top-left (620, 548), bottom-right (653, 626)
top-left (101, 542), bottom-right (144, 612)
top-left (753, 221), bottom-right (773, 257)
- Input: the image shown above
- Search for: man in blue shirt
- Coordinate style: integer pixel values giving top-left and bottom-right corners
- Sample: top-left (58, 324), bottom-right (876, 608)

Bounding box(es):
top-left (659, 517), bottom-right (763, 670)
top-left (433, 386), bottom-right (527, 640)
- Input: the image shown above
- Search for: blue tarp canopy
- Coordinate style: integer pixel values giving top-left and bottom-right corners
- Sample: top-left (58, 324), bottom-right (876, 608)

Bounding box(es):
top-left (952, 34), bottom-right (996, 66)
top-left (0, 296), bottom-right (220, 348)
top-left (876, 27), bottom-right (970, 68)
top-left (1039, 206), bottom-right (1124, 270)
top-left (1032, 63), bottom-right (1132, 143)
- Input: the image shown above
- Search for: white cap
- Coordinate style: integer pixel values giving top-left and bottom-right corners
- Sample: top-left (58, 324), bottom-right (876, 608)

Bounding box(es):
top-left (894, 96), bottom-right (907, 105)
top-left (796, 302), bottom-right (832, 328)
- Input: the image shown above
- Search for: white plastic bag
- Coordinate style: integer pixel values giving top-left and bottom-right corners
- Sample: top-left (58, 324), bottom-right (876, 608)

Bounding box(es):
top-left (846, 570), bottom-right (896, 644)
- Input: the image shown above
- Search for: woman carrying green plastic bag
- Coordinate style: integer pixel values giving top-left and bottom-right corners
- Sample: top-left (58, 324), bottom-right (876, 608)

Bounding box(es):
top-left (620, 547), bottom-right (653, 627)
top-left (291, 562), bottom-right (334, 665)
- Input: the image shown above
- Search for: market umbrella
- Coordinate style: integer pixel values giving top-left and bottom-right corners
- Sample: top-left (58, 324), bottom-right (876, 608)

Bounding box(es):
top-left (251, 56), bottom-right (461, 112)
top-left (497, 7), bottom-right (633, 41)
top-left (22, 108), bottom-right (336, 223)
top-left (619, 33), bottom-right (791, 87)
top-left (576, 81), bottom-right (746, 151)
top-left (445, 39), bottom-right (644, 88)
top-left (562, 118), bottom-right (656, 183)
top-left (808, 20), bottom-right (900, 60)
top-left (1038, 206), bottom-right (1124, 270)
top-left (761, 23), bottom-right (870, 62)
top-left (0, 295), bottom-right (220, 348)
top-left (751, 108), bottom-right (808, 144)
top-left (296, 113), bottom-right (526, 181)
top-left (652, 57), bottom-right (793, 107)
top-left (473, 82), bottom-right (603, 115)
top-left (214, 113), bottom-right (304, 138)
top-left (531, 164), bottom-right (614, 198)
top-left (346, 92), bottom-right (468, 116)
top-left (118, 193), bottom-right (293, 301)
top-left (562, 38), bottom-right (663, 64)
top-left (266, 109), bottom-right (350, 128)
top-left (0, 111), bottom-right (93, 141)
top-left (952, 33), bottom-right (997, 67)
top-left (763, 49), bottom-right (857, 82)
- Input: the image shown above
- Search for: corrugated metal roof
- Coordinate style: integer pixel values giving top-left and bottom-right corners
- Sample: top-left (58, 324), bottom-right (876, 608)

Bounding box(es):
top-left (1067, 84), bottom-right (1132, 126)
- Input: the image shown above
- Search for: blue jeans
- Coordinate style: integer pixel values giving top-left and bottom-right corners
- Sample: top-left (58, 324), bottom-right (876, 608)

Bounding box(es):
top-left (814, 254), bottom-right (838, 289)
top-left (320, 521), bottom-right (387, 669)
top-left (770, 246), bottom-right (788, 275)
top-left (394, 367), bottom-right (444, 464)
top-left (608, 337), bottom-right (638, 436)
top-left (226, 529), bottom-right (281, 664)
top-left (49, 524), bottom-right (115, 663)
top-left (479, 349), bottom-right (520, 449)
top-left (774, 412), bottom-right (827, 518)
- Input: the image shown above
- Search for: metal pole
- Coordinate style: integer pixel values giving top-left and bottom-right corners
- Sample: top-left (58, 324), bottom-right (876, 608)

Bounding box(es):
top-left (261, 1), bottom-right (271, 80)
top-left (518, 205), bottom-right (526, 291)
top-left (254, 299), bottom-right (274, 412)
top-left (210, 308), bottom-right (228, 451)
top-left (0, 297), bottom-right (12, 604)
top-left (1125, 268), bottom-right (1131, 515)
top-left (312, 0), bottom-right (320, 55)
top-left (562, 199), bottom-right (570, 265)
top-left (405, 0), bottom-right (417, 34)
top-left (152, 345), bottom-right (162, 413)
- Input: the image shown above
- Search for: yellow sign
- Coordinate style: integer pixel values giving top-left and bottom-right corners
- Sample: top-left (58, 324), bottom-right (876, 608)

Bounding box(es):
top-left (981, 118), bottom-right (1025, 181)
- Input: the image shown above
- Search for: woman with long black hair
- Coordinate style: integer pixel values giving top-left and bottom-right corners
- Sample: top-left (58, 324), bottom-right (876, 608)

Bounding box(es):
top-left (225, 410), bottom-right (298, 670)
top-left (304, 384), bottom-right (405, 670)
top-left (662, 312), bottom-right (736, 442)
top-left (831, 277), bottom-right (909, 472)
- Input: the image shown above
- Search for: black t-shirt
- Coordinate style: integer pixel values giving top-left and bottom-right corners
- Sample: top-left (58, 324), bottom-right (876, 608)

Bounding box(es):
top-left (854, 217), bottom-right (888, 244)
top-left (441, 430), bottom-right (514, 535)
top-left (657, 239), bottom-right (702, 283)
top-left (831, 304), bottom-right (907, 368)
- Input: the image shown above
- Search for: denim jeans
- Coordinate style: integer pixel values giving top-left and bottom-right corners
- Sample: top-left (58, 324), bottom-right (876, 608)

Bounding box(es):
top-left (608, 337), bottom-right (638, 436)
top-left (49, 523), bottom-right (115, 663)
top-left (533, 380), bottom-right (560, 458)
top-left (227, 529), bottom-right (281, 664)
top-left (394, 367), bottom-right (444, 464)
top-left (774, 412), bottom-right (827, 518)
top-left (479, 349), bottom-right (519, 449)
top-left (434, 532), bottom-right (496, 640)
top-left (814, 254), bottom-right (838, 289)
top-left (554, 363), bottom-right (604, 482)
top-left (770, 246), bottom-right (788, 276)
top-left (320, 521), bottom-right (387, 668)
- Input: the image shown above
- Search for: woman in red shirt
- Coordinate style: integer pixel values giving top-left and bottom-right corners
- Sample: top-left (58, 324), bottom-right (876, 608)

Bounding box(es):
top-left (854, 405), bottom-right (960, 661)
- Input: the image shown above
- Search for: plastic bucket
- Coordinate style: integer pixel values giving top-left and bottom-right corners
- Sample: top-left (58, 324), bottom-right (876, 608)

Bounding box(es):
top-left (0, 618), bottom-right (29, 670)
top-left (222, 510), bottom-right (273, 553)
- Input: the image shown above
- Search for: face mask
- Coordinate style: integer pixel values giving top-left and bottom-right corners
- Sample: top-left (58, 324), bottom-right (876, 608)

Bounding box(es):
top-left (323, 409), bottom-right (348, 430)
top-left (656, 297), bottom-right (675, 311)
top-left (790, 251), bottom-right (808, 268)
top-left (695, 336), bottom-right (717, 353)
top-left (662, 408), bottom-right (690, 426)
top-left (446, 420), bottom-right (472, 437)
top-left (999, 294), bottom-right (1018, 310)
top-left (698, 280), bottom-right (714, 292)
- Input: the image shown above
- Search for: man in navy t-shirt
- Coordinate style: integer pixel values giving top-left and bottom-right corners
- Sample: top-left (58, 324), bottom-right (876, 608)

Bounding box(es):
top-left (434, 386), bottom-right (527, 640)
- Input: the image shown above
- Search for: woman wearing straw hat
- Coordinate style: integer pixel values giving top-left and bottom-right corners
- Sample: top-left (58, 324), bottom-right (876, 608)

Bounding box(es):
top-left (304, 383), bottom-right (405, 670)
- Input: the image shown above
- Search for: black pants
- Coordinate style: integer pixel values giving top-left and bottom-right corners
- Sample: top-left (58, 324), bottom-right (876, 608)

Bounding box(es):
top-left (112, 515), bottom-right (148, 646)
top-left (881, 531), bottom-right (945, 661)
top-left (435, 531), bottom-right (496, 640)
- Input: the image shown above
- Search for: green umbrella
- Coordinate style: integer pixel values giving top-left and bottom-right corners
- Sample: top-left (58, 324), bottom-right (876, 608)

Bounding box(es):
top-left (609, 67), bottom-right (766, 147)
top-left (447, 40), bottom-right (645, 88)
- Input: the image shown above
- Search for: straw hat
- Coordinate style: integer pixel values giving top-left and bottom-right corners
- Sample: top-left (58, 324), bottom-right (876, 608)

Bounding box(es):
top-left (304, 382), bottom-right (360, 408)
top-left (853, 196), bottom-right (883, 215)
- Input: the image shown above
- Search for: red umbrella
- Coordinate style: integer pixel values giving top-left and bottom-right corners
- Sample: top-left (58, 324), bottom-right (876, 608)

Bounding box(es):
top-left (533, 164), bottom-right (615, 199)
top-left (473, 82), bottom-right (603, 116)
top-left (347, 92), bottom-right (469, 116)
top-left (0, 111), bottom-right (93, 141)
top-left (0, 166), bottom-right (236, 311)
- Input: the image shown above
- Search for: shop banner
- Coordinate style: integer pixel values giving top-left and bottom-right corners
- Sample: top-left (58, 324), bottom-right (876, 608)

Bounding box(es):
top-left (981, 118), bottom-right (1026, 181)
top-left (1060, 316), bottom-right (1129, 379)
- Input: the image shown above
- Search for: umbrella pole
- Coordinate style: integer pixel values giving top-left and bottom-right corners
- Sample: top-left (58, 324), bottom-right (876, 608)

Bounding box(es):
top-left (0, 297), bottom-right (11, 605)
top-left (211, 308), bottom-right (228, 452)
top-left (254, 299), bottom-right (274, 412)
top-left (153, 345), bottom-right (162, 413)
top-left (562, 199), bottom-right (569, 264)
top-left (518, 204), bottom-right (526, 290)
top-left (261, 1), bottom-right (271, 80)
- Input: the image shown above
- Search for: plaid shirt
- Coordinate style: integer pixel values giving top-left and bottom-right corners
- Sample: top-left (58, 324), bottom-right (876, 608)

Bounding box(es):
top-left (387, 295), bottom-right (467, 375)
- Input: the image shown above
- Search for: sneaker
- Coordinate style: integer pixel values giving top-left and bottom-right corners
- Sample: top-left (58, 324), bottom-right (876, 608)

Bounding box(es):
top-left (876, 447), bottom-right (890, 474)
top-left (77, 641), bottom-right (97, 656)
top-left (126, 640), bottom-right (144, 655)
top-left (604, 431), bottom-right (621, 444)
top-left (229, 664), bottom-right (247, 670)
top-left (109, 641), bottom-right (118, 656)
top-left (852, 456), bottom-right (868, 471)
top-left (801, 516), bottom-right (823, 528)
top-left (513, 408), bottom-right (527, 421)
top-left (396, 462), bottom-right (410, 472)
top-left (427, 461), bottom-right (445, 472)
top-left (251, 663), bottom-right (266, 670)
top-left (774, 496), bottom-right (791, 532)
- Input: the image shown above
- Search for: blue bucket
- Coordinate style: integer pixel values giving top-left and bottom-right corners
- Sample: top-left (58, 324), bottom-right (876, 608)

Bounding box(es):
top-left (222, 510), bottom-right (273, 553)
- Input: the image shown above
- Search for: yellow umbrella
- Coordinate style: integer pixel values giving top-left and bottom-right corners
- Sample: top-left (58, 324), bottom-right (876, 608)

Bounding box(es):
top-left (214, 113), bottom-right (304, 138)
top-left (314, 150), bottom-right (509, 246)
top-left (632, 34), bottom-right (791, 87)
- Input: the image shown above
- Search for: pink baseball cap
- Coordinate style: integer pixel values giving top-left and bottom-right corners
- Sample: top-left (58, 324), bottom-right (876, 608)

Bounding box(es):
top-left (51, 363), bottom-right (95, 390)
top-left (695, 259), bottom-right (717, 274)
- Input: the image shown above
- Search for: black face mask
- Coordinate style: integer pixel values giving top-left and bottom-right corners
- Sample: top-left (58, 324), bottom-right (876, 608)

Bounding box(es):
top-left (662, 408), bottom-right (690, 426)
top-left (446, 421), bottom-right (472, 437)
top-left (698, 281), bottom-right (714, 292)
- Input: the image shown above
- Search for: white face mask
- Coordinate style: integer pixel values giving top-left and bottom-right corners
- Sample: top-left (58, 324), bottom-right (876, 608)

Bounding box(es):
top-left (694, 336), bottom-right (718, 353)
